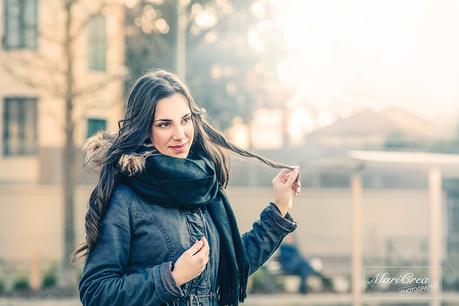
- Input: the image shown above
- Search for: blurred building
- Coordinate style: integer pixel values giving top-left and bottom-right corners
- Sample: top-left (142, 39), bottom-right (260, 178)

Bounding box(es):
top-left (238, 97), bottom-right (433, 150)
top-left (305, 106), bottom-right (433, 148)
top-left (229, 147), bottom-right (459, 287)
top-left (0, 0), bottom-right (125, 184)
top-left (226, 94), bottom-right (457, 285)
top-left (0, 0), bottom-right (125, 274)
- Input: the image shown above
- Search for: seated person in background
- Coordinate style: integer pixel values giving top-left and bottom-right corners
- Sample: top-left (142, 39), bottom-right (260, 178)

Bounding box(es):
top-left (278, 233), bottom-right (319, 294)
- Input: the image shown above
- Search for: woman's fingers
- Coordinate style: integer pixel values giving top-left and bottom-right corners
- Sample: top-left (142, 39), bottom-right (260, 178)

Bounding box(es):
top-left (294, 183), bottom-right (301, 195)
top-left (274, 168), bottom-right (302, 196)
top-left (192, 237), bottom-right (210, 270)
top-left (286, 169), bottom-right (299, 186)
top-left (187, 239), bottom-right (204, 256)
top-left (273, 168), bottom-right (292, 182)
top-left (202, 237), bottom-right (209, 252)
top-left (283, 169), bottom-right (301, 195)
top-left (193, 237), bottom-right (210, 258)
top-left (275, 167), bottom-right (300, 182)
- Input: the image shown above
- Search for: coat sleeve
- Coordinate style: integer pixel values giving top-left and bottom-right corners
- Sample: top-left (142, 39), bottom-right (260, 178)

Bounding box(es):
top-left (241, 202), bottom-right (297, 275)
top-left (79, 190), bottom-right (184, 306)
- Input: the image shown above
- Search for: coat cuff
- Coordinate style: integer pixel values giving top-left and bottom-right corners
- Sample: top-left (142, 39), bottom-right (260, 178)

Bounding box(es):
top-left (263, 202), bottom-right (298, 234)
top-left (152, 261), bottom-right (184, 303)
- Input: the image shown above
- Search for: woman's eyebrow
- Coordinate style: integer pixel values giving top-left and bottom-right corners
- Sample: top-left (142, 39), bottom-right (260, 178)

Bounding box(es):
top-left (154, 112), bottom-right (191, 122)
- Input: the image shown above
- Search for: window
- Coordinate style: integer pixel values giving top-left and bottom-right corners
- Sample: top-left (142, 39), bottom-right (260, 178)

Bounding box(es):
top-left (87, 118), bottom-right (106, 138)
top-left (3, 0), bottom-right (38, 49)
top-left (88, 14), bottom-right (106, 71)
top-left (2, 97), bottom-right (38, 156)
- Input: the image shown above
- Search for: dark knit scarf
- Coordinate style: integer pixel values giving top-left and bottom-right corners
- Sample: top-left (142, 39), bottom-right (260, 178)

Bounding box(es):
top-left (121, 145), bottom-right (248, 306)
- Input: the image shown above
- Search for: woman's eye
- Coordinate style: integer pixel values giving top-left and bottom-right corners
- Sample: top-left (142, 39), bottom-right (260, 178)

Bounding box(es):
top-left (157, 118), bottom-right (189, 128)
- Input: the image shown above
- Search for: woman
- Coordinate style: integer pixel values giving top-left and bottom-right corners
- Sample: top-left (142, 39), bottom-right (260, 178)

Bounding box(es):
top-left (74, 70), bottom-right (301, 306)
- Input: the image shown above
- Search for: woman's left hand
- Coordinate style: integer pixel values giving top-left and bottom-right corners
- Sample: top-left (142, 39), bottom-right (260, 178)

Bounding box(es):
top-left (272, 168), bottom-right (301, 217)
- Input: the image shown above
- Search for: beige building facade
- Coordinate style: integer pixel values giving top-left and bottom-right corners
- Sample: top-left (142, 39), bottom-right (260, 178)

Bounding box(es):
top-left (0, 0), bottom-right (125, 184)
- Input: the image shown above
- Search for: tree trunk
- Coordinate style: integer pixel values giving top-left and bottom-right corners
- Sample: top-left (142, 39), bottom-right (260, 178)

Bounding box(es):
top-left (61, 0), bottom-right (76, 289)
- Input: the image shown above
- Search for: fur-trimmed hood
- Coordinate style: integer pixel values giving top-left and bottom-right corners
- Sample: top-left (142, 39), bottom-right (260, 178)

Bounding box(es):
top-left (82, 131), bottom-right (156, 176)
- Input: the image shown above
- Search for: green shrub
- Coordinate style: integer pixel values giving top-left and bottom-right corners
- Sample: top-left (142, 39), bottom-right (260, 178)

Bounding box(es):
top-left (42, 271), bottom-right (57, 288)
top-left (42, 264), bottom-right (58, 289)
top-left (250, 267), bottom-right (279, 293)
top-left (13, 275), bottom-right (29, 291)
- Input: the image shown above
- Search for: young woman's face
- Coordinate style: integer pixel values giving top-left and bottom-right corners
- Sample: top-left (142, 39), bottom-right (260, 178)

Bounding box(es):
top-left (150, 93), bottom-right (194, 159)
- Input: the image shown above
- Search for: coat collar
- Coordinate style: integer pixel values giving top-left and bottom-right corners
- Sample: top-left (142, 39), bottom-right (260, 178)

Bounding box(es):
top-left (83, 131), bottom-right (155, 176)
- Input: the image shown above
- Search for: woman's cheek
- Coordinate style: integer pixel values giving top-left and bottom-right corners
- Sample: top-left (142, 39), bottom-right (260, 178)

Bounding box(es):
top-left (187, 124), bottom-right (195, 139)
top-left (152, 129), bottom-right (169, 149)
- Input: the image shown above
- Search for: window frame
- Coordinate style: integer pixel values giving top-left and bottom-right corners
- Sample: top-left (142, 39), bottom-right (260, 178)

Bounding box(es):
top-left (2, 96), bottom-right (38, 156)
top-left (86, 117), bottom-right (107, 139)
top-left (2, 0), bottom-right (38, 50)
top-left (87, 14), bottom-right (107, 71)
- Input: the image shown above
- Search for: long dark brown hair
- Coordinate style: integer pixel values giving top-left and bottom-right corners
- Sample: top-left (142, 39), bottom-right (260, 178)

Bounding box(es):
top-left (72, 70), bottom-right (297, 260)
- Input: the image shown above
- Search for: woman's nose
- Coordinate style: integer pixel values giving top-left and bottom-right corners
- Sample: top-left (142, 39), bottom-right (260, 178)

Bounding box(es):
top-left (172, 125), bottom-right (186, 140)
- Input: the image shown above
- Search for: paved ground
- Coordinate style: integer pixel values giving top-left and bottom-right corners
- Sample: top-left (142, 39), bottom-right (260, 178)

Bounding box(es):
top-left (1, 293), bottom-right (459, 306)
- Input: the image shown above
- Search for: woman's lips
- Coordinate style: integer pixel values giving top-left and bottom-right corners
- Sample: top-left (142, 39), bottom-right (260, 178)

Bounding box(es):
top-left (170, 143), bottom-right (187, 152)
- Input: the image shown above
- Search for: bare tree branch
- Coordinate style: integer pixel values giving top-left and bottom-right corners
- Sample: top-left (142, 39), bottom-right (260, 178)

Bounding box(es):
top-left (73, 73), bottom-right (124, 97)
top-left (70, 0), bottom-right (109, 42)
top-left (1, 58), bottom-right (66, 129)
top-left (31, 51), bottom-right (67, 76)
top-left (37, 28), bottom-right (65, 46)
top-left (73, 96), bottom-right (121, 125)
top-left (0, 60), bottom-right (65, 97)
top-left (5, 52), bottom-right (59, 74)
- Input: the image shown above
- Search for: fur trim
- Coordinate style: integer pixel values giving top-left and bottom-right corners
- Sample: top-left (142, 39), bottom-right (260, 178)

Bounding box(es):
top-left (118, 151), bottom-right (153, 176)
top-left (82, 130), bottom-right (157, 175)
top-left (82, 131), bottom-right (117, 171)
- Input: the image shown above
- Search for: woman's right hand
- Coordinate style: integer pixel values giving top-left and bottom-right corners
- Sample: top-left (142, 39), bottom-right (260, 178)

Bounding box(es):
top-left (171, 237), bottom-right (210, 286)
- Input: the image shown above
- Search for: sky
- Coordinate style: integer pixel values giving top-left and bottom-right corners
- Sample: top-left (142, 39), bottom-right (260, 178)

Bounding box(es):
top-left (271, 0), bottom-right (459, 138)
